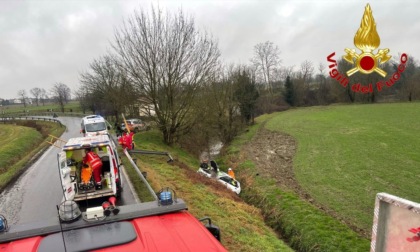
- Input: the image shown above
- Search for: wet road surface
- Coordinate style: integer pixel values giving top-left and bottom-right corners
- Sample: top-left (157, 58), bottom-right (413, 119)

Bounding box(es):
top-left (0, 116), bottom-right (137, 225)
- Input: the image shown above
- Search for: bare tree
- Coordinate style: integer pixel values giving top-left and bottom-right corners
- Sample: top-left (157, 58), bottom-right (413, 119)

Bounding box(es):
top-left (40, 88), bottom-right (48, 106)
top-left (395, 55), bottom-right (418, 101)
top-left (301, 60), bottom-right (316, 105)
top-left (281, 66), bottom-right (296, 80)
top-left (316, 63), bottom-right (329, 104)
top-left (180, 65), bottom-right (239, 154)
top-left (405, 71), bottom-right (420, 101)
top-left (79, 55), bottom-right (137, 120)
top-left (75, 88), bottom-right (92, 114)
top-left (17, 89), bottom-right (27, 107)
top-left (300, 60), bottom-right (314, 86)
top-left (51, 83), bottom-right (71, 112)
top-left (30, 87), bottom-right (42, 106)
top-left (336, 59), bottom-right (356, 103)
top-left (113, 6), bottom-right (220, 144)
top-left (250, 41), bottom-right (281, 95)
top-left (206, 64), bottom-right (245, 143)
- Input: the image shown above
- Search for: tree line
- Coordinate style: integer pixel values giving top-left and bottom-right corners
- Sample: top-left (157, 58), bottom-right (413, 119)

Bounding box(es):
top-left (76, 7), bottom-right (259, 153)
top-left (2, 83), bottom-right (72, 113)
top-left (76, 6), bottom-right (420, 155)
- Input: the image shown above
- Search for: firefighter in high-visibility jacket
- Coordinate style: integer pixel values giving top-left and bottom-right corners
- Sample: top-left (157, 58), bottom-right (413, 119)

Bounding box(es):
top-left (228, 168), bottom-right (235, 179)
top-left (83, 148), bottom-right (103, 189)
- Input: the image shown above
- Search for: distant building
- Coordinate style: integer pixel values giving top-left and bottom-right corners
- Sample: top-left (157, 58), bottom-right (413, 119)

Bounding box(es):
top-left (139, 103), bottom-right (156, 117)
top-left (25, 98), bottom-right (33, 105)
top-left (121, 96), bottom-right (156, 118)
top-left (10, 98), bottom-right (33, 105)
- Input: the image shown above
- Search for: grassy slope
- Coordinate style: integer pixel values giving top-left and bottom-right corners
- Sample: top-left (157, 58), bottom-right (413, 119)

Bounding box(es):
top-left (0, 122), bottom-right (65, 189)
top-left (127, 131), bottom-right (294, 252)
top-left (0, 125), bottom-right (42, 170)
top-left (226, 114), bottom-right (370, 252)
top-left (265, 103), bottom-right (420, 233)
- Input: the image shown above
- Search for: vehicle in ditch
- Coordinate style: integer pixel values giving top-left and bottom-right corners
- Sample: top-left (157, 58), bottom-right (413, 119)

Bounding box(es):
top-left (197, 160), bottom-right (241, 194)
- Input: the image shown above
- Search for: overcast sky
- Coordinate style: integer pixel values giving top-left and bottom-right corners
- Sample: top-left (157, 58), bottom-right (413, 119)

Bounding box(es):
top-left (0, 0), bottom-right (419, 99)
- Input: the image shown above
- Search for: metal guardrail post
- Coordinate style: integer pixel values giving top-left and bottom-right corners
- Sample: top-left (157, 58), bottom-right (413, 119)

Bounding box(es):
top-left (0, 116), bottom-right (63, 126)
top-left (122, 148), bottom-right (159, 201)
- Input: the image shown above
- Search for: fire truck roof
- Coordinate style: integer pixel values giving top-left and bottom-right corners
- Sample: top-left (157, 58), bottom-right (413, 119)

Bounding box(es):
top-left (0, 199), bottom-right (226, 252)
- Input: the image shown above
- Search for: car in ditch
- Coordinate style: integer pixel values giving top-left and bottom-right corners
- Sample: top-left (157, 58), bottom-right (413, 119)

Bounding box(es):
top-left (197, 161), bottom-right (241, 194)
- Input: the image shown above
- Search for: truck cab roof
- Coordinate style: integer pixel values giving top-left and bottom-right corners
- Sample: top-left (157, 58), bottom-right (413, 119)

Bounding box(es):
top-left (0, 200), bottom-right (227, 252)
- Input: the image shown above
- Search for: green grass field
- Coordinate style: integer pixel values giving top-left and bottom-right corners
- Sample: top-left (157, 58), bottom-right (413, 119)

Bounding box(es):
top-left (3, 102), bottom-right (418, 251)
top-left (265, 103), bottom-right (420, 233)
top-left (0, 100), bottom-right (84, 114)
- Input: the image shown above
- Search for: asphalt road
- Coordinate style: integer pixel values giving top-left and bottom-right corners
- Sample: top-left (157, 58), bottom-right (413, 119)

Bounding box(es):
top-left (0, 116), bottom-right (137, 225)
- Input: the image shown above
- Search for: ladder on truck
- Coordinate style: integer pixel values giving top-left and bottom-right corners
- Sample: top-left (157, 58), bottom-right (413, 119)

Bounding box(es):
top-left (46, 134), bottom-right (67, 149)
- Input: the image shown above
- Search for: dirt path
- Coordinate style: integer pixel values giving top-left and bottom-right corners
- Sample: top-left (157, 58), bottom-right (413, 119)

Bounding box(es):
top-left (241, 126), bottom-right (369, 238)
top-left (242, 127), bottom-right (312, 199)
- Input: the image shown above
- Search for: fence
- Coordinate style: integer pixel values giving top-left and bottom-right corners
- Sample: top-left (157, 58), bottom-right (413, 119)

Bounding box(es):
top-left (0, 116), bottom-right (63, 127)
top-left (0, 111), bottom-right (87, 118)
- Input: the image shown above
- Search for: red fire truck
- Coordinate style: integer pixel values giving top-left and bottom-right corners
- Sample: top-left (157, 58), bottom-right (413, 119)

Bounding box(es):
top-left (0, 197), bottom-right (226, 251)
top-left (0, 136), bottom-right (226, 251)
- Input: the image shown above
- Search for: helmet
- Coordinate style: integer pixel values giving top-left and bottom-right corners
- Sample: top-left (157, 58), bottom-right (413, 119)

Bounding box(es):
top-left (228, 168), bottom-right (232, 171)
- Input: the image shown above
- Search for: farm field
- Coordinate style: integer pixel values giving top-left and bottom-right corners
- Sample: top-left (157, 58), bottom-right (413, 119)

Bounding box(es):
top-left (264, 103), bottom-right (420, 234)
top-left (0, 100), bottom-right (83, 115)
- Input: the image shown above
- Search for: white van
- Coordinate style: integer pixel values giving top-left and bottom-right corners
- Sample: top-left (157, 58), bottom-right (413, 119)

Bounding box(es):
top-left (80, 115), bottom-right (110, 136)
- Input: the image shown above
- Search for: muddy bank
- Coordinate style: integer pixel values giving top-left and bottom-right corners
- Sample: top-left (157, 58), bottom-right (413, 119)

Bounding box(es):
top-left (241, 127), bottom-right (368, 238)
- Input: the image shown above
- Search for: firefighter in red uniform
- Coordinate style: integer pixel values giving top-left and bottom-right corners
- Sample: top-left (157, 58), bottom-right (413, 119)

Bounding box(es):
top-left (125, 131), bottom-right (135, 150)
top-left (118, 134), bottom-right (124, 146)
top-left (118, 130), bottom-right (135, 150)
top-left (83, 148), bottom-right (103, 189)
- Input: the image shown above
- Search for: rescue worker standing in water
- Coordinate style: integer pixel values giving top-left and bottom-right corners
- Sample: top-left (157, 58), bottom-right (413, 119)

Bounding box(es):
top-left (83, 148), bottom-right (103, 189)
